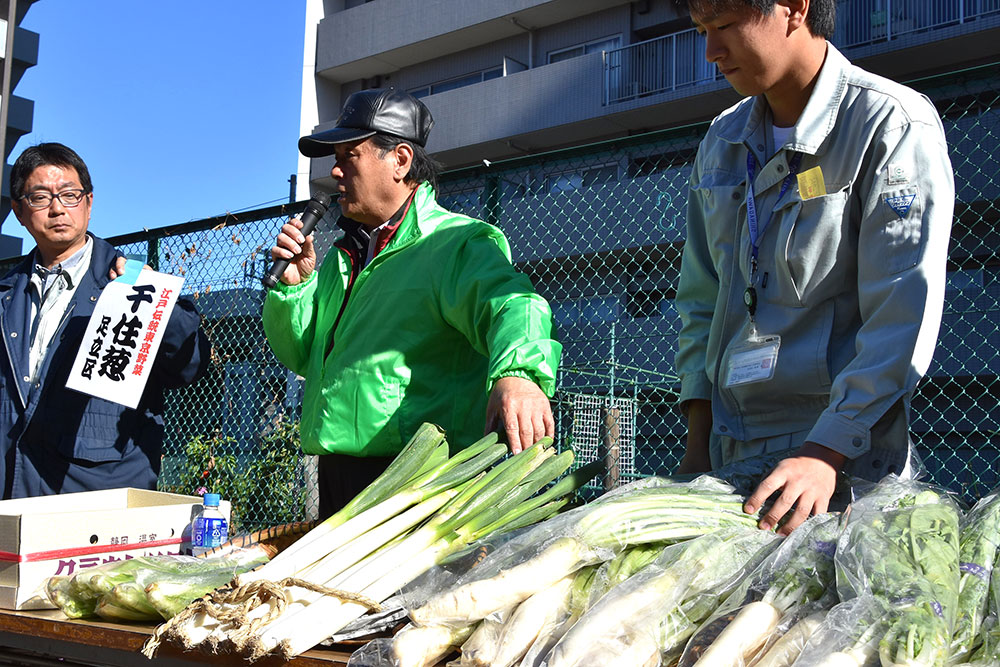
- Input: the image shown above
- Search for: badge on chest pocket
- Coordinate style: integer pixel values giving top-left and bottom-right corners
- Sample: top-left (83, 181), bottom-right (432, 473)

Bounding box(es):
top-left (724, 334), bottom-right (781, 387)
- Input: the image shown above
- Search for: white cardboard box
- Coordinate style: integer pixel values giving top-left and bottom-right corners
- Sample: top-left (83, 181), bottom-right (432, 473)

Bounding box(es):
top-left (0, 488), bottom-right (231, 610)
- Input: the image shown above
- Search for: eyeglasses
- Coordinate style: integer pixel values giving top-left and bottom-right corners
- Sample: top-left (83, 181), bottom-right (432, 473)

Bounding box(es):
top-left (20, 189), bottom-right (89, 209)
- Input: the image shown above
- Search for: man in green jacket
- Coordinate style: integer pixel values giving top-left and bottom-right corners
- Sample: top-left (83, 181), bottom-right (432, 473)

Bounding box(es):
top-left (263, 88), bottom-right (562, 517)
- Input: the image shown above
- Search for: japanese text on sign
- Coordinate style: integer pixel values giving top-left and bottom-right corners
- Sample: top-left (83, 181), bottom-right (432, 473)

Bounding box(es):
top-left (65, 262), bottom-right (184, 408)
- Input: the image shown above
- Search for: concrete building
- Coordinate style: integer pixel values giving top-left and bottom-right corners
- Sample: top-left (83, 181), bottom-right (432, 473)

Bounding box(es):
top-left (297, 0), bottom-right (1000, 193)
top-left (0, 0), bottom-right (38, 256)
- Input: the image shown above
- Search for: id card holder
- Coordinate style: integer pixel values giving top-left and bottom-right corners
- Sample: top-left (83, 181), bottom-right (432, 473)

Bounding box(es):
top-left (724, 334), bottom-right (781, 387)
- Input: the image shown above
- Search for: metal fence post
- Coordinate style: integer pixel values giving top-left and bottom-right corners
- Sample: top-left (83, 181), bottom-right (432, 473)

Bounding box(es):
top-left (484, 174), bottom-right (501, 227)
top-left (601, 406), bottom-right (621, 491)
top-left (146, 238), bottom-right (159, 271)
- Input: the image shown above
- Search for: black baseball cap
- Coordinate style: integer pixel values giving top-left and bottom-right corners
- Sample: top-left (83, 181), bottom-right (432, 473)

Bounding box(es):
top-left (298, 88), bottom-right (434, 158)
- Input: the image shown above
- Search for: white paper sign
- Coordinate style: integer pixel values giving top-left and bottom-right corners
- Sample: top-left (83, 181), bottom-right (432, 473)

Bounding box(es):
top-left (65, 260), bottom-right (185, 409)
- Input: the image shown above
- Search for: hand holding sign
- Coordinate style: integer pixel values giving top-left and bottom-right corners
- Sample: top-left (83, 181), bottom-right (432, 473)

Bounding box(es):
top-left (66, 260), bottom-right (185, 409)
top-left (109, 255), bottom-right (151, 281)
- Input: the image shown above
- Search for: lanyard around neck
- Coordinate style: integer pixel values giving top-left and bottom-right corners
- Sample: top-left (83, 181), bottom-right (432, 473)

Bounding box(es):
top-left (745, 150), bottom-right (803, 268)
top-left (743, 149), bottom-right (802, 321)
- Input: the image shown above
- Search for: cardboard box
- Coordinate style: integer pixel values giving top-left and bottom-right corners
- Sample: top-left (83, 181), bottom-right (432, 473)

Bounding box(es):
top-left (0, 488), bottom-right (231, 610)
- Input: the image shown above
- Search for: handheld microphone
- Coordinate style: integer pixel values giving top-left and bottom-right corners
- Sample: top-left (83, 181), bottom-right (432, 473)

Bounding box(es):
top-left (262, 191), bottom-right (333, 289)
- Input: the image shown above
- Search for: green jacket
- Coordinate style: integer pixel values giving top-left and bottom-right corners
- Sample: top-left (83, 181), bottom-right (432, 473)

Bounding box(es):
top-left (263, 183), bottom-right (561, 457)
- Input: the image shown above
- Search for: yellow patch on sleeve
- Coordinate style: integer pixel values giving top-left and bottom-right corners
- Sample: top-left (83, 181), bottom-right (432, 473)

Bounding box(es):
top-left (796, 166), bottom-right (827, 200)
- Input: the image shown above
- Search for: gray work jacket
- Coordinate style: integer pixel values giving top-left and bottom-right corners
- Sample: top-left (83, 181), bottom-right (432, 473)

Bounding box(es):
top-left (675, 44), bottom-right (954, 480)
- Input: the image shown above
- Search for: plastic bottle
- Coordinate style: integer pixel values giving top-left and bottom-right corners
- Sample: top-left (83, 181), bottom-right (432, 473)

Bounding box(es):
top-left (191, 493), bottom-right (229, 556)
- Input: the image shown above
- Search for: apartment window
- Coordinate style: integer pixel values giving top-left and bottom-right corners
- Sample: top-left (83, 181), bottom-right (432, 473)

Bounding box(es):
top-left (500, 176), bottom-right (529, 200)
top-left (547, 35), bottom-right (622, 64)
top-left (434, 72), bottom-right (484, 94)
top-left (945, 268), bottom-right (984, 313)
top-left (546, 164), bottom-right (618, 194)
top-left (548, 172), bottom-right (582, 194)
top-left (551, 301), bottom-right (579, 328)
top-left (409, 66), bottom-right (504, 99)
top-left (552, 296), bottom-right (620, 327)
top-left (627, 288), bottom-right (668, 319)
top-left (581, 296), bottom-right (620, 323)
top-left (439, 188), bottom-right (483, 214)
top-left (947, 269), bottom-right (983, 296)
top-left (627, 148), bottom-right (698, 179)
top-left (659, 299), bottom-right (680, 325)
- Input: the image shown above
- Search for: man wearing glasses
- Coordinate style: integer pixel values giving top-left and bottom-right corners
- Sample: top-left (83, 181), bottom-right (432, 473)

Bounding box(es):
top-left (0, 142), bottom-right (209, 499)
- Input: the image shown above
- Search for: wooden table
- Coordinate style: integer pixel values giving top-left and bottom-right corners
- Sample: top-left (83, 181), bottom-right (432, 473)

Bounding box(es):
top-left (0, 608), bottom-right (355, 666)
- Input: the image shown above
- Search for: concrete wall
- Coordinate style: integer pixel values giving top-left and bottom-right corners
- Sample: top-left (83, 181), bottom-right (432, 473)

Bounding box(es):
top-left (315, 0), bottom-right (628, 77)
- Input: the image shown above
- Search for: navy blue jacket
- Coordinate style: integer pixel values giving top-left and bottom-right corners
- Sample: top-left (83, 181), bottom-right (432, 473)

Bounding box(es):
top-left (0, 235), bottom-right (209, 498)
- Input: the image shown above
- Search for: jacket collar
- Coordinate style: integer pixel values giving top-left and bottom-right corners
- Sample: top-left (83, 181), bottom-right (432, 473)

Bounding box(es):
top-left (393, 182), bottom-right (436, 245)
top-left (335, 182), bottom-right (436, 253)
top-left (0, 254), bottom-right (36, 290)
top-left (715, 42), bottom-right (850, 158)
top-left (83, 234), bottom-right (120, 289)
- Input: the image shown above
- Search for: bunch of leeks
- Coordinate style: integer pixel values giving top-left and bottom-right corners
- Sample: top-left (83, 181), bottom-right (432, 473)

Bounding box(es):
top-left (145, 423), bottom-right (597, 660)
top-left (45, 546), bottom-right (272, 622)
top-left (543, 527), bottom-right (777, 667)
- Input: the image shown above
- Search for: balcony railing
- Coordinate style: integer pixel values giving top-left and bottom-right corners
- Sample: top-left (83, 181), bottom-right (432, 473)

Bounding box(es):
top-left (604, 0), bottom-right (1000, 105)
top-left (839, 0), bottom-right (1000, 45)
top-left (603, 28), bottom-right (721, 105)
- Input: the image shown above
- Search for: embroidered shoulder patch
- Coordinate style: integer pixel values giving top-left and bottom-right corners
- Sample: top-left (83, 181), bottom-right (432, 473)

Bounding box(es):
top-left (885, 193), bottom-right (916, 219)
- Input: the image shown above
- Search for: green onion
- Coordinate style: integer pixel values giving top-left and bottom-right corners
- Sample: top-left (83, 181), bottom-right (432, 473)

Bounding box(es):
top-left (148, 426), bottom-right (592, 660)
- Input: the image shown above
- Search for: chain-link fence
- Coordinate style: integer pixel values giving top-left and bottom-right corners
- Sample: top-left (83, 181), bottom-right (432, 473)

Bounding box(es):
top-left (4, 62), bottom-right (999, 529)
top-left (436, 61), bottom-right (1000, 503)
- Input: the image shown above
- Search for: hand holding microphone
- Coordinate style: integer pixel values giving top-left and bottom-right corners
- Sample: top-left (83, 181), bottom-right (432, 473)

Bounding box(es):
top-left (263, 192), bottom-right (333, 289)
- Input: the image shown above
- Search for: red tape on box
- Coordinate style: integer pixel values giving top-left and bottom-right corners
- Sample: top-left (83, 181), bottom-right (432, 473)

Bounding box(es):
top-left (0, 536), bottom-right (183, 563)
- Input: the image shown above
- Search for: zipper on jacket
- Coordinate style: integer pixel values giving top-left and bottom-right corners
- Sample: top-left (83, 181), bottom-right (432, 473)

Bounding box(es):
top-left (28, 300), bottom-right (77, 401)
top-left (325, 243), bottom-right (362, 358)
top-left (0, 310), bottom-right (26, 409)
top-left (323, 192), bottom-right (416, 359)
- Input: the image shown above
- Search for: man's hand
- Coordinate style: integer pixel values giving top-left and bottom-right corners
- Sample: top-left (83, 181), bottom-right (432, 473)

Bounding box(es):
top-left (485, 375), bottom-right (555, 455)
top-left (271, 217), bottom-right (316, 285)
top-left (109, 257), bottom-right (151, 280)
top-left (677, 399), bottom-right (713, 474)
top-left (744, 442), bottom-right (846, 535)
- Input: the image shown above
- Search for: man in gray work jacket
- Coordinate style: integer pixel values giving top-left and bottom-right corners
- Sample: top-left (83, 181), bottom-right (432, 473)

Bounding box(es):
top-left (673, 0), bottom-right (954, 533)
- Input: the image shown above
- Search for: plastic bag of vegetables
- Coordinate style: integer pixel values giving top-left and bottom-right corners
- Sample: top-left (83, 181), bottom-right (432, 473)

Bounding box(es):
top-left (543, 526), bottom-right (778, 667)
top-left (411, 549), bottom-right (657, 667)
top-left (791, 477), bottom-right (961, 667)
top-left (345, 622), bottom-right (478, 667)
top-left (968, 516), bottom-right (1000, 665)
top-left (677, 511), bottom-right (843, 667)
top-left (44, 545), bottom-right (272, 622)
top-left (518, 565), bottom-right (599, 667)
top-left (950, 486), bottom-right (1000, 662)
top-left (408, 476), bottom-right (762, 629)
top-left (396, 477), bottom-right (708, 619)
top-left (781, 595), bottom-right (890, 667)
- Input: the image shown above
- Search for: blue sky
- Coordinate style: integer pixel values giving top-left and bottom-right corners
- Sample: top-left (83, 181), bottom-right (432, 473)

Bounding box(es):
top-left (2, 1), bottom-right (306, 249)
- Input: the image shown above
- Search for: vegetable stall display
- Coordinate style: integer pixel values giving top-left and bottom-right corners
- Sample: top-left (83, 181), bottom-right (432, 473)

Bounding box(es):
top-left (348, 477), bottom-right (1000, 667)
top-left (31, 420), bottom-right (1000, 667)
top-left (352, 477), bottom-right (772, 667)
